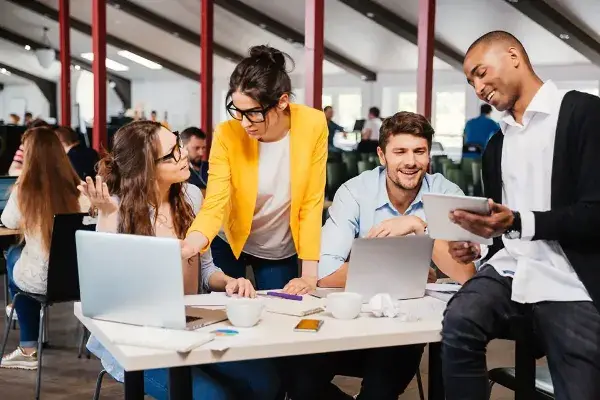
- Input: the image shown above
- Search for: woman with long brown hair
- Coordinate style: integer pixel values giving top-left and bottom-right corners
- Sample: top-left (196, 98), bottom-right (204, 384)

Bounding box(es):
top-left (80, 121), bottom-right (279, 400)
top-left (1, 126), bottom-right (89, 370)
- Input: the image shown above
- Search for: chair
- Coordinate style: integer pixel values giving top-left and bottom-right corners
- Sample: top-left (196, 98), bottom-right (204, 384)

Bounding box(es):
top-left (357, 160), bottom-right (376, 174)
top-left (488, 366), bottom-right (554, 400)
top-left (326, 162), bottom-right (347, 200)
top-left (0, 213), bottom-right (95, 400)
top-left (341, 152), bottom-right (359, 178)
top-left (93, 369), bottom-right (110, 400)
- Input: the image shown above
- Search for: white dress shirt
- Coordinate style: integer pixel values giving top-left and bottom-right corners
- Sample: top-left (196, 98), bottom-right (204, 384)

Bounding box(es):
top-left (488, 80), bottom-right (592, 304)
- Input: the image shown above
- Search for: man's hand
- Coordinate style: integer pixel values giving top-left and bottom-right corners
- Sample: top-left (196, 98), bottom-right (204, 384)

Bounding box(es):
top-left (449, 199), bottom-right (513, 239)
top-left (367, 216), bottom-right (427, 238)
top-left (448, 241), bottom-right (481, 264)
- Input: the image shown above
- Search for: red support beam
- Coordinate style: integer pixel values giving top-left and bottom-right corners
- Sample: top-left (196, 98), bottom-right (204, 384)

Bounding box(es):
top-left (92, 0), bottom-right (106, 152)
top-left (59, 0), bottom-right (71, 127)
top-left (305, 0), bottom-right (324, 110)
top-left (417, 0), bottom-right (435, 120)
top-left (201, 0), bottom-right (213, 159)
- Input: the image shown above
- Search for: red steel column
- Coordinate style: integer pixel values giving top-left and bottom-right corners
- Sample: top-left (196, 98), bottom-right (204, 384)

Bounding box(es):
top-left (417, 0), bottom-right (435, 120)
top-left (92, 0), bottom-right (107, 151)
top-left (305, 0), bottom-right (324, 110)
top-left (59, 0), bottom-right (71, 127)
top-left (201, 0), bottom-right (213, 159)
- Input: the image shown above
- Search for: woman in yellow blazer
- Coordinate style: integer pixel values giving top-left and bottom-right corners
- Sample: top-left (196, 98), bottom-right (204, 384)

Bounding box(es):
top-left (184, 45), bottom-right (327, 295)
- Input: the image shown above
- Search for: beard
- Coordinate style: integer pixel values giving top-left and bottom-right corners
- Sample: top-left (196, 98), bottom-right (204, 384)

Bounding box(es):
top-left (387, 167), bottom-right (425, 191)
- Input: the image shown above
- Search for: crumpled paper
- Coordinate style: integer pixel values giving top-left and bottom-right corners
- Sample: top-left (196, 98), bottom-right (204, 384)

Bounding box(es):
top-left (368, 293), bottom-right (400, 318)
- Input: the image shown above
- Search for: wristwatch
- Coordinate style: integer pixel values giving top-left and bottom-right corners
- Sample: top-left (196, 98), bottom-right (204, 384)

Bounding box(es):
top-left (504, 211), bottom-right (522, 239)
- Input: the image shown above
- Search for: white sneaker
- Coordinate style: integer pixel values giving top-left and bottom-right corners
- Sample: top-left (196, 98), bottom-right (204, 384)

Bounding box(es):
top-left (1, 347), bottom-right (38, 370)
top-left (5, 305), bottom-right (17, 321)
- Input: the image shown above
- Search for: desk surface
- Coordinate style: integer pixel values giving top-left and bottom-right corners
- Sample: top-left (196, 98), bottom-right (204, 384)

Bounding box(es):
top-left (0, 227), bottom-right (20, 236)
top-left (75, 297), bottom-right (444, 372)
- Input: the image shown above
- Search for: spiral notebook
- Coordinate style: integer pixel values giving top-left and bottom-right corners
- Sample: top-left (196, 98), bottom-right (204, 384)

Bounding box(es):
top-left (264, 296), bottom-right (325, 317)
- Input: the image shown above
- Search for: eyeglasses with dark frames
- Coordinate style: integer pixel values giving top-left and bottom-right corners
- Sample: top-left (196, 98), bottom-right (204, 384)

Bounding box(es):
top-left (155, 131), bottom-right (183, 163)
top-left (226, 100), bottom-right (279, 123)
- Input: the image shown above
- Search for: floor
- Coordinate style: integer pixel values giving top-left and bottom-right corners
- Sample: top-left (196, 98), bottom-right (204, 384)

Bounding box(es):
top-left (0, 287), bottom-right (520, 400)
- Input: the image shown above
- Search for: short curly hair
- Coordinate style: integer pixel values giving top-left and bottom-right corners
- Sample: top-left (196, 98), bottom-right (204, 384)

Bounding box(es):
top-left (378, 112), bottom-right (434, 151)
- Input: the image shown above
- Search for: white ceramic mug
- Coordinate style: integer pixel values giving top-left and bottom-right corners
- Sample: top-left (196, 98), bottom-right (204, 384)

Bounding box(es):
top-left (326, 292), bottom-right (363, 320)
top-left (226, 298), bottom-right (265, 327)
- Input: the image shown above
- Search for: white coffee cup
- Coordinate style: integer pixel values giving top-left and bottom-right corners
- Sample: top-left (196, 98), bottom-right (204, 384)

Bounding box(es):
top-left (226, 298), bottom-right (265, 328)
top-left (326, 292), bottom-right (363, 320)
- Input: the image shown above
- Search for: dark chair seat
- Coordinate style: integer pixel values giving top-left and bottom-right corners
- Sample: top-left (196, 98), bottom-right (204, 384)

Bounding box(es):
top-left (489, 366), bottom-right (554, 399)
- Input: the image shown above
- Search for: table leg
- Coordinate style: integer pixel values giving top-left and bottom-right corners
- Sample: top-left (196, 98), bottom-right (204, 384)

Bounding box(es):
top-left (124, 370), bottom-right (144, 400)
top-left (168, 366), bottom-right (193, 399)
top-left (428, 342), bottom-right (445, 400)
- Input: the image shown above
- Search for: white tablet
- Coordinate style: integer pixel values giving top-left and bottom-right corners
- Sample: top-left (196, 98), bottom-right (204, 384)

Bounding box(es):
top-left (422, 193), bottom-right (493, 245)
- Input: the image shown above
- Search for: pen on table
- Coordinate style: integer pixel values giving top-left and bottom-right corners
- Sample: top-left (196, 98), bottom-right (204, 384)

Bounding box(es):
top-left (259, 291), bottom-right (303, 301)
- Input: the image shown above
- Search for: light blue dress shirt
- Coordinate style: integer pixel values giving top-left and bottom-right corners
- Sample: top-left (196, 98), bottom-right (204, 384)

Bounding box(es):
top-left (318, 166), bottom-right (464, 279)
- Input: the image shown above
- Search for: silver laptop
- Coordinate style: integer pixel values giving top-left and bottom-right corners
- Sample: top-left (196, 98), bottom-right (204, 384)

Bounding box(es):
top-left (76, 230), bottom-right (226, 330)
top-left (345, 235), bottom-right (435, 301)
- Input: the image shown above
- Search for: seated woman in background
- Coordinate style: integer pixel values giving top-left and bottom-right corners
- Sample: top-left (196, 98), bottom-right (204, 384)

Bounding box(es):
top-left (1, 126), bottom-right (89, 370)
top-left (80, 120), bottom-right (279, 400)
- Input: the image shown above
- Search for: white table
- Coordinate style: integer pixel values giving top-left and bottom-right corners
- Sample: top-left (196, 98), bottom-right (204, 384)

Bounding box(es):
top-left (75, 298), bottom-right (446, 399)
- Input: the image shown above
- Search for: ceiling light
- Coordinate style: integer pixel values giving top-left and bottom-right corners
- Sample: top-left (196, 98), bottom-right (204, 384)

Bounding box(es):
top-left (559, 33), bottom-right (570, 40)
top-left (24, 45), bottom-right (31, 51)
top-left (80, 53), bottom-right (130, 71)
top-left (109, 81), bottom-right (116, 88)
top-left (366, 12), bottom-right (375, 18)
top-left (360, 75), bottom-right (367, 80)
top-left (259, 23), bottom-right (266, 29)
top-left (75, 65), bottom-right (81, 70)
top-left (117, 50), bottom-right (162, 70)
top-left (287, 38), bottom-right (294, 42)
top-left (0, 68), bottom-right (11, 76)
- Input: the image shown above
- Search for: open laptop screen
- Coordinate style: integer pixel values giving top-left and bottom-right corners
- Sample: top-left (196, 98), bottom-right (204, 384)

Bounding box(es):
top-left (0, 176), bottom-right (17, 212)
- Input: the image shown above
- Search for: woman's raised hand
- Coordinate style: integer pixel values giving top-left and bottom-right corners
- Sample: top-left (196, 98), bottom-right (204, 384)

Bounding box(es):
top-left (78, 176), bottom-right (118, 215)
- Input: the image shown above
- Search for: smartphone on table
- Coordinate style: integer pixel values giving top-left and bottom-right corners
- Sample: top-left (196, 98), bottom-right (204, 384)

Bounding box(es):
top-left (294, 319), bottom-right (324, 332)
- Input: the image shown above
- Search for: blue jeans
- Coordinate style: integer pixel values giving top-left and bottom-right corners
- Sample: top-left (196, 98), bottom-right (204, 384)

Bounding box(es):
top-left (5, 244), bottom-right (40, 348)
top-left (143, 359), bottom-right (280, 400)
top-left (210, 236), bottom-right (298, 290)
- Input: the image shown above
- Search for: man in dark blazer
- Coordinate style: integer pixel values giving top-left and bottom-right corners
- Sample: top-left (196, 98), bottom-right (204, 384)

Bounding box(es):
top-left (442, 31), bottom-right (600, 400)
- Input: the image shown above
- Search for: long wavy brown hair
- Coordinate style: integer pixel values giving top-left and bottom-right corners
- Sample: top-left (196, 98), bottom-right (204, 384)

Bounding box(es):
top-left (18, 127), bottom-right (82, 253)
top-left (97, 121), bottom-right (194, 238)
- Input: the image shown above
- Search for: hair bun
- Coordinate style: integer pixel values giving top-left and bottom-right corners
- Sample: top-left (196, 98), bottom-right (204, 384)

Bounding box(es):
top-left (249, 45), bottom-right (286, 71)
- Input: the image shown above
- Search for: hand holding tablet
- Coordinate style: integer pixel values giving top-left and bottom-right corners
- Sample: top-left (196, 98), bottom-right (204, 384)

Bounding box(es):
top-left (422, 193), bottom-right (494, 245)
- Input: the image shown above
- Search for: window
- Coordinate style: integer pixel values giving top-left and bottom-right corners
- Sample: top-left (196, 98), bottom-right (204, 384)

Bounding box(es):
top-left (433, 91), bottom-right (466, 149)
top-left (337, 93), bottom-right (362, 131)
top-left (75, 70), bottom-right (94, 124)
top-left (398, 92), bottom-right (417, 113)
top-left (322, 94), bottom-right (333, 108)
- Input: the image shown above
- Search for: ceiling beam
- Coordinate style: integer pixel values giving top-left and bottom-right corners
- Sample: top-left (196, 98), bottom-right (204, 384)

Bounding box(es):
top-left (0, 26), bottom-right (132, 108)
top-left (504, 0), bottom-right (600, 66)
top-left (107, 0), bottom-right (243, 63)
top-left (6, 0), bottom-right (199, 81)
top-left (0, 61), bottom-right (57, 118)
top-left (337, 0), bottom-right (463, 70)
top-left (214, 0), bottom-right (376, 81)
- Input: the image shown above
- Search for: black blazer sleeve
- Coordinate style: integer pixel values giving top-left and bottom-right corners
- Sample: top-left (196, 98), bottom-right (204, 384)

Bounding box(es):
top-left (481, 131), bottom-right (504, 261)
top-left (532, 93), bottom-right (600, 246)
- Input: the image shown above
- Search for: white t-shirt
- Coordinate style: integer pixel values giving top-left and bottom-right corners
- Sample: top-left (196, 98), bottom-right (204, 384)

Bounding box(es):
top-left (242, 132), bottom-right (295, 260)
top-left (363, 118), bottom-right (382, 141)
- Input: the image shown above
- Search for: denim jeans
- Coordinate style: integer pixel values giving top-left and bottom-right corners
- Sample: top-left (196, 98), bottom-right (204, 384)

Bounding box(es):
top-left (5, 244), bottom-right (41, 348)
top-left (280, 344), bottom-right (425, 400)
top-left (143, 358), bottom-right (280, 400)
top-left (210, 236), bottom-right (298, 290)
top-left (441, 264), bottom-right (600, 400)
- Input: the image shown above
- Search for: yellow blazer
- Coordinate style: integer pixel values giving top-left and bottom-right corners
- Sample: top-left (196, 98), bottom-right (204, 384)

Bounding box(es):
top-left (188, 103), bottom-right (328, 260)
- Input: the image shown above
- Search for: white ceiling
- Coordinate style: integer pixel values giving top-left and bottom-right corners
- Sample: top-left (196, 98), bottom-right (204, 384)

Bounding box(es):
top-left (374, 0), bottom-right (590, 66)
top-left (1, 0), bottom-right (599, 87)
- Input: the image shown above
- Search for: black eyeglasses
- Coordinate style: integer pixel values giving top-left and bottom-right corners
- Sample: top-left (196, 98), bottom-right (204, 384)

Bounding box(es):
top-left (155, 131), bottom-right (183, 163)
top-left (226, 101), bottom-right (278, 123)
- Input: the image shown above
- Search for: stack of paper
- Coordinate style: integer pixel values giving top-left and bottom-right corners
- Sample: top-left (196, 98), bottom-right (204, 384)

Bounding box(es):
top-left (264, 295), bottom-right (325, 317)
top-left (425, 283), bottom-right (461, 302)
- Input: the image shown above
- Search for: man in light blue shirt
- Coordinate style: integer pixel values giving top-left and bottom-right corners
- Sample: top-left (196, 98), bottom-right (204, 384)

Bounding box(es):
top-left (283, 112), bottom-right (476, 400)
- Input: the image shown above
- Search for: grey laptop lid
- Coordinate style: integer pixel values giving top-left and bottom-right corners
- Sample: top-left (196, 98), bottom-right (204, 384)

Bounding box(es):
top-left (345, 235), bottom-right (434, 301)
top-left (76, 231), bottom-right (187, 330)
